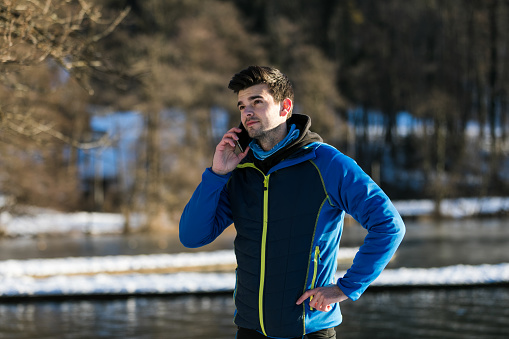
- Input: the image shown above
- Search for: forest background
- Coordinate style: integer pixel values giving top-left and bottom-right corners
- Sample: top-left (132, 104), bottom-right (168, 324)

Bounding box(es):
top-left (1, 0), bottom-right (509, 232)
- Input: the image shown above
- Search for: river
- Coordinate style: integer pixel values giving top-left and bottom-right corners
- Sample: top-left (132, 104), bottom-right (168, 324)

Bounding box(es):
top-left (1, 218), bottom-right (508, 338)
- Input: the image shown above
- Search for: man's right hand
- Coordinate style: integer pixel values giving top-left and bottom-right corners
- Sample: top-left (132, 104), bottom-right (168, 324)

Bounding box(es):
top-left (211, 127), bottom-right (250, 175)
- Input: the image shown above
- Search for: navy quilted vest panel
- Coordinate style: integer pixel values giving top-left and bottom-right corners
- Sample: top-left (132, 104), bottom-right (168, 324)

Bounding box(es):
top-left (228, 160), bottom-right (326, 337)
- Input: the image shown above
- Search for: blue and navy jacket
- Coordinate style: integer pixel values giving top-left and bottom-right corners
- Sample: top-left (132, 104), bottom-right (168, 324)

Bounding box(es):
top-left (180, 114), bottom-right (405, 338)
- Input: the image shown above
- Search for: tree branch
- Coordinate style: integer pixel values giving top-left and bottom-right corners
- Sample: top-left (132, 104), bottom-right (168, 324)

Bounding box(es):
top-left (3, 110), bottom-right (112, 150)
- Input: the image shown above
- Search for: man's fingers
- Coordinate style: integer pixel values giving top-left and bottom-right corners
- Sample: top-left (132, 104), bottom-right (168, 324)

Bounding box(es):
top-left (211, 127), bottom-right (247, 175)
top-left (218, 135), bottom-right (236, 149)
top-left (297, 285), bottom-right (346, 312)
top-left (296, 289), bottom-right (315, 305)
top-left (313, 296), bottom-right (332, 312)
top-left (224, 127), bottom-right (242, 140)
top-left (229, 127), bottom-right (242, 134)
top-left (224, 131), bottom-right (239, 141)
top-left (297, 287), bottom-right (336, 312)
top-left (314, 294), bottom-right (324, 309)
top-left (219, 130), bottom-right (243, 149)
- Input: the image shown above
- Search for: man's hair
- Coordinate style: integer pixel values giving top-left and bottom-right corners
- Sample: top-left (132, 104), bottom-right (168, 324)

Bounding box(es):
top-left (228, 66), bottom-right (294, 112)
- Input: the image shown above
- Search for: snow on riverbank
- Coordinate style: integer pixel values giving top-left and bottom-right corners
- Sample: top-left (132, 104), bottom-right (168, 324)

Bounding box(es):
top-left (394, 196), bottom-right (509, 218)
top-left (1, 197), bottom-right (509, 237)
top-left (1, 264), bottom-right (508, 298)
top-left (0, 250), bottom-right (508, 298)
top-left (0, 210), bottom-right (145, 236)
top-left (372, 263), bottom-right (509, 287)
top-left (0, 250), bottom-right (236, 277)
top-left (0, 249), bottom-right (358, 278)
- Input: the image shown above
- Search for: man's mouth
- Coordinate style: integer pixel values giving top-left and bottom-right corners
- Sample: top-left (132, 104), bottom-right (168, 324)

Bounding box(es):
top-left (246, 120), bottom-right (259, 127)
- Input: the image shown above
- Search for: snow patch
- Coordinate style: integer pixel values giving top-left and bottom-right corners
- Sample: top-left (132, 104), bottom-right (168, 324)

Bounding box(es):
top-left (0, 251), bottom-right (508, 298)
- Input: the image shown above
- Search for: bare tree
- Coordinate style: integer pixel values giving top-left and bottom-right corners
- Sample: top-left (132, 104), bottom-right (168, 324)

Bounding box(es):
top-left (0, 0), bottom-right (128, 212)
top-left (1, 0), bottom-right (129, 130)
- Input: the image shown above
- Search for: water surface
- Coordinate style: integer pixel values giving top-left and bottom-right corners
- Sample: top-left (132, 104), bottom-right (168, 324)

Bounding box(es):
top-left (1, 218), bottom-right (509, 338)
top-left (1, 287), bottom-right (508, 338)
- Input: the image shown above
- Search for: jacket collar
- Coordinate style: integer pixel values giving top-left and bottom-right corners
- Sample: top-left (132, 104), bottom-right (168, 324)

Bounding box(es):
top-left (239, 113), bottom-right (323, 174)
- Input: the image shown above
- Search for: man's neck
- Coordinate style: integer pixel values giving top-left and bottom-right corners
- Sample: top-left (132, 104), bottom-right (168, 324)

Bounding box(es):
top-left (256, 123), bottom-right (288, 151)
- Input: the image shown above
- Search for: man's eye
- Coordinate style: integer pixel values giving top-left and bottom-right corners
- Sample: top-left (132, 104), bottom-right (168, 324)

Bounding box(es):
top-left (239, 106), bottom-right (245, 111)
top-left (254, 100), bottom-right (262, 105)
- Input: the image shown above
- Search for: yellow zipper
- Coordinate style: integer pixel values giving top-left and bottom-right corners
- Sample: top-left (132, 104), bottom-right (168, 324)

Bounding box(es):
top-left (235, 163), bottom-right (270, 335)
top-left (258, 174), bottom-right (270, 336)
top-left (309, 245), bottom-right (320, 310)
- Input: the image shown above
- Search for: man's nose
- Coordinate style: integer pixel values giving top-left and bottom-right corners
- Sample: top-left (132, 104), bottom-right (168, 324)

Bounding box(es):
top-left (243, 106), bottom-right (254, 116)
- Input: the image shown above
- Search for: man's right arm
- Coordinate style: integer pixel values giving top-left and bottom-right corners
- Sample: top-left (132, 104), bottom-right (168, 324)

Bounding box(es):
top-left (179, 168), bottom-right (233, 248)
top-left (180, 127), bottom-right (249, 248)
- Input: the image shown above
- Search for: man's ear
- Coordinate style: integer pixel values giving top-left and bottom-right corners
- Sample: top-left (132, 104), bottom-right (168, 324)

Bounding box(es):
top-left (281, 98), bottom-right (292, 117)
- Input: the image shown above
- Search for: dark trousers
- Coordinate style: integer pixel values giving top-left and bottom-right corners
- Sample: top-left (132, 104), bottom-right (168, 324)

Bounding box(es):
top-left (236, 327), bottom-right (336, 339)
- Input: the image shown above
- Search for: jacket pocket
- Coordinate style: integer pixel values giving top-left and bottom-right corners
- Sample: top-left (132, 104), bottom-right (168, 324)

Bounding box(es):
top-left (309, 245), bottom-right (321, 310)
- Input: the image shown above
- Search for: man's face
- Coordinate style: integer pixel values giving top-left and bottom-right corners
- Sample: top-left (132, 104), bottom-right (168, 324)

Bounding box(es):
top-left (237, 84), bottom-right (286, 139)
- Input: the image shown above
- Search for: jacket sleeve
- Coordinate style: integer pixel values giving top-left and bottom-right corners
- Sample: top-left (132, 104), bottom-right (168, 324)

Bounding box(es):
top-left (323, 148), bottom-right (405, 301)
top-left (179, 167), bottom-right (234, 248)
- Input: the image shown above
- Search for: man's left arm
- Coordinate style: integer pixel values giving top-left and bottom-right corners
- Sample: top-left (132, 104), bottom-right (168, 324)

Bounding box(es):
top-left (297, 150), bottom-right (405, 310)
top-left (334, 153), bottom-right (405, 301)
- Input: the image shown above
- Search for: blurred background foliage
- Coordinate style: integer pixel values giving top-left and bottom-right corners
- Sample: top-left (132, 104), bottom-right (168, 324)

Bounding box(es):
top-left (1, 0), bottom-right (508, 230)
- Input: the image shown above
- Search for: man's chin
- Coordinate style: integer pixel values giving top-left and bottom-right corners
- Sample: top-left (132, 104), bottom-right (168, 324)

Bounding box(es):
top-left (247, 131), bottom-right (257, 139)
top-left (246, 127), bottom-right (260, 139)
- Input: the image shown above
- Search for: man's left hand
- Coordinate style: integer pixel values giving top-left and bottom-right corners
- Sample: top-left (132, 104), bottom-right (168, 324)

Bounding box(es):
top-left (296, 284), bottom-right (348, 312)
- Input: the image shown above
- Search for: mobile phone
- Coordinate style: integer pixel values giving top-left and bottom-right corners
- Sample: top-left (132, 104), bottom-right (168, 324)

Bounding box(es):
top-left (235, 139), bottom-right (244, 153)
top-left (236, 122), bottom-right (251, 153)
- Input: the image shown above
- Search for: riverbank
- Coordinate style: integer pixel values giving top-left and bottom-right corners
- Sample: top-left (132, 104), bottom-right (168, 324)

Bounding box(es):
top-left (1, 198), bottom-right (508, 300)
top-left (0, 249), bottom-right (508, 299)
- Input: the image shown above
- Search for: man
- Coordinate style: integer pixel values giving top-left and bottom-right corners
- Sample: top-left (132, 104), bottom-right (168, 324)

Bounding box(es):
top-left (179, 66), bottom-right (405, 338)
